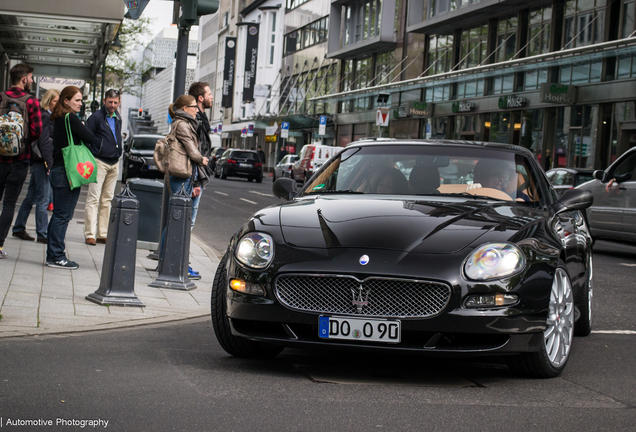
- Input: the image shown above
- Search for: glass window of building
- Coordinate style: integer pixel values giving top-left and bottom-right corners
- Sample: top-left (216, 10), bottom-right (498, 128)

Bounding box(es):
top-left (459, 24), bottom-right (488, 69)
top-left (341, 0), bottom-right (383, 47)
top-left (528, 5), bottom-right (552, 57)
top-left (286, 0), bottom-right (310, 10)
top-left (269, 12), bottom-right (277, 65)
top-left (340, 60), bottom-right (354, 113)
top-left (560, 60), bottom-right (602, 83)
top-left (621, 0), bottom-right (635, 38)
top-left (375, 51), bottom-right (397, 86)
top-left (523, 67), bottom-right (548, 90)
top-left (429, 0), bottom-right (482, 18)
top-left (426, 35), bottom-right (454, 75)
top-left (284, 17), bottom-right (329, 56)
top-left (563, 0), bottom-right (606, 49)
top-left (497, 16), bottom-right (518, 63)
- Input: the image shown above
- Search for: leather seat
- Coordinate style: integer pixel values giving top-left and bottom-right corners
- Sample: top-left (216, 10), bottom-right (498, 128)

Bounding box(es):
top-left (409, 165), bottom-right (440, 195)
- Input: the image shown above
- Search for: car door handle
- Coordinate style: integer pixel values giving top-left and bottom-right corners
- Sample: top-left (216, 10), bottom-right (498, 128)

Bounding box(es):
top-left (619, 186), bottom-right (627, 191)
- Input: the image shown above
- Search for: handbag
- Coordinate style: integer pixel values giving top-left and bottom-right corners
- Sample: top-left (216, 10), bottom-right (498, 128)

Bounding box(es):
top-left (153, 121), bottom-right (192, 179)
top-left (62, 113), bottom-right (98, 189)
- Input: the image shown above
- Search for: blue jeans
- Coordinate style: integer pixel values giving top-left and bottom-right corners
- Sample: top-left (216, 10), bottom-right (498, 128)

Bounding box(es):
top-left (0, 161), bottom-right (29, 248)
top-left (13, 163), bottom-right (50, 239)
top-left (46, 167), bottom-right (81, 262)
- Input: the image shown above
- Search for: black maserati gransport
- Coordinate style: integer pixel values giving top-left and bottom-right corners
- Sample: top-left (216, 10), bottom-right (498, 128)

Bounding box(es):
top-left (211, 139), bottom-right (594, 378)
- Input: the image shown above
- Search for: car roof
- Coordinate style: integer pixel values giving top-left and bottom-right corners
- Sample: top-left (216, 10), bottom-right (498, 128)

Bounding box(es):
top-left (131, 134), bottom-right (164, 139)
top-left (230, 149), bottom-right (258, 153)
top-left (347, 138), bottom-right (536, 157)
top-left (546, 167), bottom-right (595, 174)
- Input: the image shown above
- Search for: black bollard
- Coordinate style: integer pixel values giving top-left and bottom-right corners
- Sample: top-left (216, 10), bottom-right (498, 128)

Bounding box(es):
top-left (86, 184), bottom-right (145, 307)
top-left (147, 169), bottom-right (171, 261)
top-left (149, 184), bottom-right (196, 291)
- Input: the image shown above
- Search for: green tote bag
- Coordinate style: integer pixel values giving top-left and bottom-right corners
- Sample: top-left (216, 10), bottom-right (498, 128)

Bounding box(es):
top-left (62, 113), bottom-right (98, 190)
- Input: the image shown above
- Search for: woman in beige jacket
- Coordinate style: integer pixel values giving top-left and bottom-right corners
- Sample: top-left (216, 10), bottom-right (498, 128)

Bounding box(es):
top-left (167, 95), bottom-right (209, 199)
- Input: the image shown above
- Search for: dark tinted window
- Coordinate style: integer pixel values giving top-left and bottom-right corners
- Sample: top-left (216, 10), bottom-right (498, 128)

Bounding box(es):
top-left (574, 173), bottom-right (594, 186)
top-left (231, 151), bottom-right (260, 160)
top-left (132, 137), bottom-right (161, 150)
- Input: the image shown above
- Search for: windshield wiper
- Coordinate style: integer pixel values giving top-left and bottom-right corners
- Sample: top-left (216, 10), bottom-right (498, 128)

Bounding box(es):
top-left (442, 192), bottom-right (508, 201)
top-left (307, 189), bottom-right (364, 194)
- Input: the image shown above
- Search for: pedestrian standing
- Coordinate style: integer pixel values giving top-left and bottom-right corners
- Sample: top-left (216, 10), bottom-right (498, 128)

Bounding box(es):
top-left (187, 82), bottom-right (213, 279)
top-left (257, 146), bottom-right (266, 165)
top-left (0, 63), bottom-right (42, 259)
top-left (46, 86), bottom-right (96, 269)
top-left (12, 89), bottom-right (59, 243)
top-left (164, 95), bottom-right (209, 279)
top-left (83, 89), bottom-right (123, 245)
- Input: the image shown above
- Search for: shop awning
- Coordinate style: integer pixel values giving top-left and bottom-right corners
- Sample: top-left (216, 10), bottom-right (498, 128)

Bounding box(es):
top-left (223, 121), bottom-right (270, 132)
top-left (0, 0), bottom-right (124, 81)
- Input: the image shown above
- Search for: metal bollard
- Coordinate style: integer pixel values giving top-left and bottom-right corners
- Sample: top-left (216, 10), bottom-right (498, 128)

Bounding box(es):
top-left (147, 169), bottom-right (171, 261)
top-left (86, 184), bottom-right (145, 307)
top-left (149, 184), bottom-right (196, 291)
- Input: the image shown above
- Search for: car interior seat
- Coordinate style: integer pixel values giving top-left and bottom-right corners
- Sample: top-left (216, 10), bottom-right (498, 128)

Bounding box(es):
top-left (409, 165), bottom-right (441, 195)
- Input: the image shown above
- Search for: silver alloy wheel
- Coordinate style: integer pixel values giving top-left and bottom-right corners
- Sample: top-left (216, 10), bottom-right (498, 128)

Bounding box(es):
top-left (545, 268), bottom-right (574, 367)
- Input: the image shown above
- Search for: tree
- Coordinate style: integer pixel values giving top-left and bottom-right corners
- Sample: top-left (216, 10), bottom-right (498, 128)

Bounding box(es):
top-left (102, 17), bottom-right (153, 97)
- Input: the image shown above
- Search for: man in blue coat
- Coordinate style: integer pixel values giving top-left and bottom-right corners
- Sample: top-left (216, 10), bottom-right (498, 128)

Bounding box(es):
top-left (84, 89), bottom-right (123, 245)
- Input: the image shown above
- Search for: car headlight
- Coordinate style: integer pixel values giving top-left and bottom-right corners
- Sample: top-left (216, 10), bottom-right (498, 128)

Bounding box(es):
top-left (464, 243), bottom-right (525, 281)
top-left (235, 232), bottom-right (274, 269)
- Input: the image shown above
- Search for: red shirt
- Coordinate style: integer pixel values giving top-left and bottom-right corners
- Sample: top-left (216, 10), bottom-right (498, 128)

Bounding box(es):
top-left (0, 87), bottom-right (42, 163)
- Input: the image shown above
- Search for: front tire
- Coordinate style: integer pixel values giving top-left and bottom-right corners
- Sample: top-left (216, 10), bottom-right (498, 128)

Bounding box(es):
top-left (507, 266), bottom-right (574, 378)
top-left (575, 254), bottom-right (593, 336)
top-left (220, 166), bottom-right (227, 179)
top-left (211, 254), bottom-right (284, 358)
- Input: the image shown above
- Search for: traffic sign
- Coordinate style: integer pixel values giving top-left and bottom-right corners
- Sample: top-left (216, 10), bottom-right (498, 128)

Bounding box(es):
top-left (319, 115), bottom-right (327, 136)
top-left (247, 123), bottom-right (254, 137)
top-left (281, 121), bottom-right (290, 139)
top-left (241, 128), bottom-right (247, 138)
top-left (376, 108), bottom-right (389, 127)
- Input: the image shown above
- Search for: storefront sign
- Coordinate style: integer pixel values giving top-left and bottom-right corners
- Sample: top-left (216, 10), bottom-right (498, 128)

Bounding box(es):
top-left (540, 83), bottom-right (577, 105)
top-left (499, 95), bottom-right (527, 109)
top-left (407, 101), bottom-right (434, 117)
top-left (452, 101), bottom-right (476, 113)
top-left (222, 37), bottom-right (236, 108)
top-left (243, 24), bottom-right (260, 103)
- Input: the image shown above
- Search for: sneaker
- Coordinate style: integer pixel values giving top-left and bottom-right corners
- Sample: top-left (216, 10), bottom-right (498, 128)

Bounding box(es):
top-left (12, 230), bottom-right (35, 241)
top-left (46, 259), bottom-right (79, 269)
top-left (0, 249), bottom-right (7, 259)
top-left (47, 203), bottom-right (54, 211)
top-left (188, 266), bottom-right (201, 280)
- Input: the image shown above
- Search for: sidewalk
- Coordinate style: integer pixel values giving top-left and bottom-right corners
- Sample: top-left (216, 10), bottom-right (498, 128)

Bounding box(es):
top-left (0, 212), bottom-right (221, 338)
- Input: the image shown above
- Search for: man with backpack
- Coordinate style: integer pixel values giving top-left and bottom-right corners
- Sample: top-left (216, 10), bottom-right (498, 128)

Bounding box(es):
top-left (0, 63), bottom-right (42, 259)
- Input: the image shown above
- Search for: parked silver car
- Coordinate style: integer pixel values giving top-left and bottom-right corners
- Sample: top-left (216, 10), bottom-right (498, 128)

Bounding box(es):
top-left (576, 147), bottom-right (636, 243)
top-left (273, 154), bottom-right (298, 180)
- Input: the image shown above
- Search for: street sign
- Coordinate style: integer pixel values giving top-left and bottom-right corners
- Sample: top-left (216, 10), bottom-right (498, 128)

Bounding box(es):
top-left (426, 123), bottom-right (432, 139)
top-left (124, 0), bottom-right (150, 20)
top-left (281, 121), bottom-right (290, 139)
top-left (247, 123), bottom-right (254, 137)
top-left (319, 115), bottom-right (327, 136)
top-left (241, 128), bottom-right (248, 138)
top-left (376, 108), bottom-right (390, 127)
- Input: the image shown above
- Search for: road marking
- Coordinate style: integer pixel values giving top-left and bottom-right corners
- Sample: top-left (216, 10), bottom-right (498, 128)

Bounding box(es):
top-left (240, 198), bottom-right (257, 204)
top-left (619, 263), bottom-right (636, 267)
top-left (214, 191), bottom-right (228, 196)
top-left (592, 330), bottom-right (636, 334)
top-left (250, 191), bottom-right (274, 197)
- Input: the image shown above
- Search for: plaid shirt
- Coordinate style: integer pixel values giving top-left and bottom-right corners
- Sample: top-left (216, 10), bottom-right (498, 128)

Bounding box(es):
top-left (0, 87), bottom-right (42, 164)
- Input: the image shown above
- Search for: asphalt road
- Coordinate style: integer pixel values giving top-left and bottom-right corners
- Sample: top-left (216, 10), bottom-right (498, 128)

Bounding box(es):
top-left (192, 174), bottom-right (282, 257)
top-left (1, 239), bottom-right (635, 431)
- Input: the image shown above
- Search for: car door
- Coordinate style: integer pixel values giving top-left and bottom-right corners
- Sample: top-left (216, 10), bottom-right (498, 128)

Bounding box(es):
top-left (615, 155), bottom-right (636, 235)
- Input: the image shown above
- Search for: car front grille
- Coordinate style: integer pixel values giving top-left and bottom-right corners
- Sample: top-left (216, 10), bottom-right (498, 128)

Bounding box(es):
top-left (275, 274), bottom-right (452, 318)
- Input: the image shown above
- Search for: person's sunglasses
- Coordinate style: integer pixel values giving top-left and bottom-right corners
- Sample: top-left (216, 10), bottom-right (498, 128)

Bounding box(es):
top-left (186, 105), bottom-right (198, 108)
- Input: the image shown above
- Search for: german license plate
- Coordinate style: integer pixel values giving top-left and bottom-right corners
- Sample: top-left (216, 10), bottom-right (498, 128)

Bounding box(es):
top-left (239, 163), bottom-right (251, 168)
top-left (318, 316), bottom-right (400, 343)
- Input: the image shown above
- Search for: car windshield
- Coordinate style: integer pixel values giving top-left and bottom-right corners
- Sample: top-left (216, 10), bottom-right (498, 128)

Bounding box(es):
top-left (303, 144), bottom-right (543, 204)
top-left (132, 137), bottom-right (161, 150)
top-left (232, 151), bottom-right (259, 161)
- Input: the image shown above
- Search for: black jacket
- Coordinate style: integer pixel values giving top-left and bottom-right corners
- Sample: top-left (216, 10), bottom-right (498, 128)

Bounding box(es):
top-left (52, 113), bottom-right (97, 169)
top-left (31, 109), bottom-right (54, 169)
top-left (195, 109), bottom-right (211, 157)
top-left (85, 105), bottom-right (123, 165)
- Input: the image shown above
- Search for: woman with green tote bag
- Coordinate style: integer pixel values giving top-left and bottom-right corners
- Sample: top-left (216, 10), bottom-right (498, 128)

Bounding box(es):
top-left (46, 86), bottom-right (96, 269)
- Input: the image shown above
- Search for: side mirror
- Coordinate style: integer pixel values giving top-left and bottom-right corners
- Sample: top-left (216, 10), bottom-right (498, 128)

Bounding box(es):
top-left (552, 189), bottom-right (593, 215)
top-left (593, 170), bottom-right (606, 181)
top-left (273, 178), bottom-right (298, 201)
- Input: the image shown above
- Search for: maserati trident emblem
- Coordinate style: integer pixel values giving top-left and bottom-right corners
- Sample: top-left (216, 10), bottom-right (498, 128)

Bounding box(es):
top-left (359, 255), bottom-right (370, 265)
top-left (351, 284), bottom-right (369, 313)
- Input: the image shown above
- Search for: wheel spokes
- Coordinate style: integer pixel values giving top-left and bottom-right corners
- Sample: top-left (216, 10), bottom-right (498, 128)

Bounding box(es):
top-left (544, 268), bottom-right (574, 367)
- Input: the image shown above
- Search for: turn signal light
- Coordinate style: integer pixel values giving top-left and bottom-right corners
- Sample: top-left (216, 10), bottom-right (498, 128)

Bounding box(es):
top-left (229, 279), bottom-right (265, 296)
top-left (464, 293), bottom-right (519, 308)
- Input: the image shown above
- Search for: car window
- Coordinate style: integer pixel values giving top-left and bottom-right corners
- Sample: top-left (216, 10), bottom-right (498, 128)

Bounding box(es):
top-left (612, 152), bottom-right (636, 182)
top-left (304, 145), bottom-right (543, 204)
top-left (131, 137), bottom-right (161, 151)
top-left (232, 151), bottom-right (259, 161)
top-left (221, 149), bottom-right (232, 158)
top-left (574, 173), bottom-right (594, 186)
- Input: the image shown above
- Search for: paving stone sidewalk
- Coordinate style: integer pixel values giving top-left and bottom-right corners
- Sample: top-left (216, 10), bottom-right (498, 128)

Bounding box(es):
top-left (0, 214), bottom-right (220, 338)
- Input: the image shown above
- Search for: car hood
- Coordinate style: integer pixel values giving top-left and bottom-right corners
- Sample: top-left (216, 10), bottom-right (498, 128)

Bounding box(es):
top-left (129, 149), bottom-right (154, 157)
top-left (278, 196), bottom-right (544, 254)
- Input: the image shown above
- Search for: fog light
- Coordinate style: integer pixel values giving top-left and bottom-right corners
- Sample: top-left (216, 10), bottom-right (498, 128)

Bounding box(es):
top-left (229, 279), bottom-right (265, 296)
top-left (464, 293), bottom-right (519, 308)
